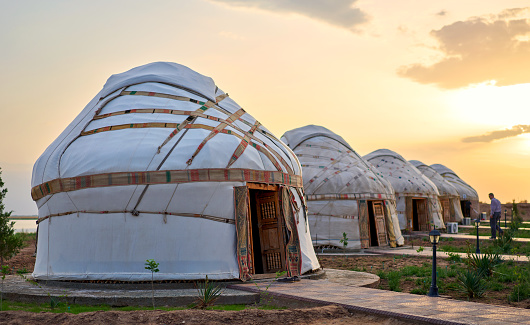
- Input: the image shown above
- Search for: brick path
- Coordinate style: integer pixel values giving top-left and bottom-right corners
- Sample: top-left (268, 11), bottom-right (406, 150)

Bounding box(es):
top-left (230, 279), bottom-right (530, 324)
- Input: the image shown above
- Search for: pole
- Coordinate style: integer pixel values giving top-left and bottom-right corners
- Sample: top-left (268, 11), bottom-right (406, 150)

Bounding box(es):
top-left (428, 242), bottom-right (439, 297)
top-left (475, 220), bottom-right (480, 254)
top-left (504, 209), bottom-right (507, 228)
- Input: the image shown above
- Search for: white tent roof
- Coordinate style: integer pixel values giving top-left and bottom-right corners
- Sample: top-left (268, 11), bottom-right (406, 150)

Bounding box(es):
top-left (409, 160), bottom-right (459, 197)
top-left (363, 149), bottom-right (440, 197)
top-left (31, 62), bottom-right (319, 281)
top-left (282, 126), bottom-right (403, 248)
top-left (430, 164), bottom-right (479, 201)
top-left (282, 125), bottom-right (395, 198)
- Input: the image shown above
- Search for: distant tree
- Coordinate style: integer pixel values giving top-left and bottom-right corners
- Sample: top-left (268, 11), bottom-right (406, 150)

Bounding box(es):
top-left (0, 168), bottom-right (24, 265)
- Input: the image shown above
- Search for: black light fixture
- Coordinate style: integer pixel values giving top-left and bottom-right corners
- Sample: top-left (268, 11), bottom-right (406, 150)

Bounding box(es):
top-left (474, 218), bottom-right (481, 254)
top-left (428, 229), bottom-right (441, 297)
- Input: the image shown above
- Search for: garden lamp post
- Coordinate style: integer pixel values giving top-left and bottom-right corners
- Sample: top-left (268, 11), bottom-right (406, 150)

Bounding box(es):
top-left (504, 209), bottom-right (507, 228)
top-left (428, 229), bottom-right (441, 297)
top-left (474, 219), bottom-right (481, 254)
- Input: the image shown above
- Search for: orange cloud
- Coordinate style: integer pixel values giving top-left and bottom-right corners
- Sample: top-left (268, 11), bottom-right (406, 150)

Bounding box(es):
top-left (398, 8), bottom-right (530, 89)
top-left (462, 125), bottom-right (530, 143)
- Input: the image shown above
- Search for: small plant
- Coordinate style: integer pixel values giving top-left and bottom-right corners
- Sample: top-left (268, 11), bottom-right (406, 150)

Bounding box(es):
top-left (1, 265), bottom-right (9, 311)
top-left (339, 232), bottom-right (348, 266)
top-left (387, 271), bottom-right (401, 292)
top-left (466, 253), bottom-right (501, 277)
top-left (416, 246), bottom-right (424, 253)
top-left (251, 270), bottom-right (287, 307)
top-left (339, 232), bottom-right (348, 249)
top-left (144, 259), bottom-right (160, 310)
top-left (457, 270), bottom-right (487, 298)
top-left (196, 275), bottom-right (224, 309)
top-left (446, 252), bottom-right (462, 263)
top-left (16, 268), bottom-right (29, 274)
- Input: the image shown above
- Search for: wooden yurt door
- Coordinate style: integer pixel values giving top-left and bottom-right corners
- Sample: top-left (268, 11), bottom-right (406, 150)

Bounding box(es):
top-left (441, 199), bottom-right (451, 222)
top-left (373, 202), bottom-right (388, 246)
top-left (416, 199), bottom-right (429, 231)
top-left (255, 191), bottom-right (286, 274)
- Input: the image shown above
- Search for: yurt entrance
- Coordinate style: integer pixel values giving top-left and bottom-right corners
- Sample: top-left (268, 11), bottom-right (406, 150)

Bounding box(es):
top-left (248, 184), bottom-right (286, 275)
top-left (440, 198), bottom-right (451, 222)
top-left (461, 200), bottom-right (471, 219)
top-left (410, 198), bottom-right (428, 231)
top-left (367, 201), bottom-right (388, 246)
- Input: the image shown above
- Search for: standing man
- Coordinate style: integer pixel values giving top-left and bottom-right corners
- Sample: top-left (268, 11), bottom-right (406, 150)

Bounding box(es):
top-left (489, 193), bottom-right (503, 239)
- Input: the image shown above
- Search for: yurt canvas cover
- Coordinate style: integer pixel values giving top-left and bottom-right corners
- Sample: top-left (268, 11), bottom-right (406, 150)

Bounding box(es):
top-left (410, 160), bottom-right (463, 223)
top-left (31, 62), bottom-right (320, 281)
top-left (430, 164), bottom-right (480, 219)
top-left (282, 125), bottom-right (404, 249)
top-left (363, 149), bottom-right (444, 231)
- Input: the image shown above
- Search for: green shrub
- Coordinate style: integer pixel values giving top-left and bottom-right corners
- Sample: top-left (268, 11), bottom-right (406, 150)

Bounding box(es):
top-left (489, 282), bottom-right (505, 292)
top-left (457, 270), bottom-right (487, 298)
top-left (387, 271), bottom-right (401, 292)
top-left (196, 275), bottom-right (223, 309)
top-left (467, 253), bottom-right (502, 277)
top-left (509, 283), bottom-right (530, 302)
top-left (446, 252), bottom-right (462, 263)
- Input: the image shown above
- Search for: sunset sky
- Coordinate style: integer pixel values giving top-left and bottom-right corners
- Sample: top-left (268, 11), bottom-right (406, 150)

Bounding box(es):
top-left (1, 0), bottom-right (530, 215)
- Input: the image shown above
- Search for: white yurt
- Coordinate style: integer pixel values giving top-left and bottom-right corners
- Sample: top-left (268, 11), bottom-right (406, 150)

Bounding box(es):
top-left (409, 160), bottom-right (463, 223)
top-left (31, 62), bottom-right (320, 281)
top-left (430, 164), bottom-right (480, 220)
top-left (281, 125), bottom-right (404, 249)
top-left (363, 149), bottom-right (445, 231)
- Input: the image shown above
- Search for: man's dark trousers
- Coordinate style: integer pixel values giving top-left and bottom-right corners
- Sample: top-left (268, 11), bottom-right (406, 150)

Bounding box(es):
top-left (490, 212), bottom-right (503, 239)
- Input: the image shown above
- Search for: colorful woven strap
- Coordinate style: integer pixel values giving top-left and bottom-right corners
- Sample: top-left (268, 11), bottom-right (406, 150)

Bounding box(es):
top-left (80, 122), bottom-right (180, 136)
top-left (226, 121), bottom-right (261, 168)
top-left (31, 168), bottom-right (303, 201)
top-left (37, 210), bottom-right (234, 225)
top-left (186, 109), bottom-right (246, 165)
top-left (306, 193), bottom-right (393, 201)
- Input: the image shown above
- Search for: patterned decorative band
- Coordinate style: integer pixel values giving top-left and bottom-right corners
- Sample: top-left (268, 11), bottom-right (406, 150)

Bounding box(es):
top-left (31, 168), bottom-right (303, 201)
top-left (306, 193), bottom-right (394, 201)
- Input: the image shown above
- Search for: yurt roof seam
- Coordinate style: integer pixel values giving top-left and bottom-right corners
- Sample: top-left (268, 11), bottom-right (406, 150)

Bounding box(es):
top-left (36, 210), bottom-right (235, 225)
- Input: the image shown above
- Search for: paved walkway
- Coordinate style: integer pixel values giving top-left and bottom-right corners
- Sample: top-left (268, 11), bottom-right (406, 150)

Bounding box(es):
top-left (230, 278), bottom-right (530, 324)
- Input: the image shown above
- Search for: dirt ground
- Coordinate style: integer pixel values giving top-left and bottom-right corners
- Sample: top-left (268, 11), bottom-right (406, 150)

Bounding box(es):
top-left (0, 305), bottom-right (413, 325)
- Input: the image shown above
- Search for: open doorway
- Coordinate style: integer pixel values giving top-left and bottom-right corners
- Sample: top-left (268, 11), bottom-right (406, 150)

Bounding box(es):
top-left (461, 200), bottom-right (471, 219)
top-left (412, 198), bottom-right (428, 231)
top-left (248, 186), bottom-right (286, 275)
top-left (440, 198), bottom-right (450, 223)
top-left (367, 200), bottom-right (388, 246)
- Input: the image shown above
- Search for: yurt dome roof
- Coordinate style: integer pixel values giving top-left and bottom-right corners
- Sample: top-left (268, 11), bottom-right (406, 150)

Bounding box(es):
top-left (282, 124), bottom-right (354, 152)
top-left (431, 164), bottom-right (478, 200)
top-left (409, 160), bottom-right (459, 197)
top-left (363, 149), bottom-right (440, 197)
top-left (282, 125), bottom-right (394, 198)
